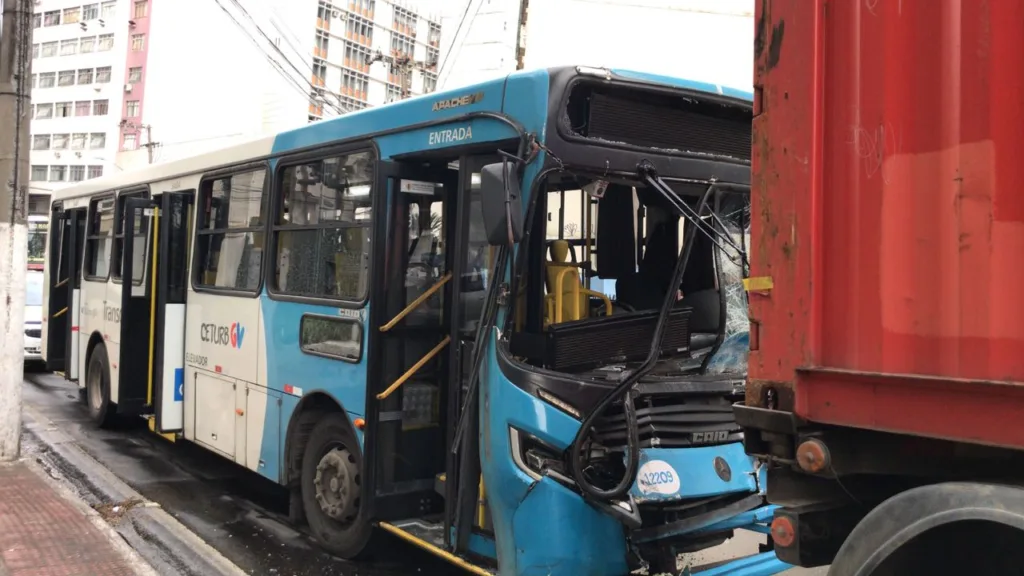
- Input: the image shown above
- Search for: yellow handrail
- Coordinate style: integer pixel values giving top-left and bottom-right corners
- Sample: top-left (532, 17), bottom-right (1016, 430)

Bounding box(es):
top-left (146, 207), bottom-right (160, 406)
top-left (379, 273), bottom-right (452, 333)
top-left (52, 307), bottom-right (68, 319)
top-left (376, 335), bottom-right (451, 400)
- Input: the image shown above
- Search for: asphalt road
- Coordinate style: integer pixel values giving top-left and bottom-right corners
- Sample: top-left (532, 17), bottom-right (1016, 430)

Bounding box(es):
top-left (21, 370), bottom-right (827, 576)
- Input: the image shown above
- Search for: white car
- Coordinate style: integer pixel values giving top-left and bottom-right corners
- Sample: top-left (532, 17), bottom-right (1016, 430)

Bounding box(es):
top-left (24, 270), bottom-right (43, 366)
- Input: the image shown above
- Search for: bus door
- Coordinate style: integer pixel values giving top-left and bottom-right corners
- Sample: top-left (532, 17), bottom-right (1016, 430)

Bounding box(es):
top-left (45, 205), bottom-right (87, 378)
top-left (118, 193), bottom-right (193, 430)
top-left (363, 160), bottom-right (459, 526)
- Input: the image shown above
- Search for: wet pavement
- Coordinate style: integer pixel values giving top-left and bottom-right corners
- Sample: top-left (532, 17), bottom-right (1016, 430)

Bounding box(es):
top-left (21, 371), bottom-right (466, 576)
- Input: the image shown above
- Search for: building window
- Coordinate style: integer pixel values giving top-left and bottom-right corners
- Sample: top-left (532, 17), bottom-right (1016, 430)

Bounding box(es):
top-left (55, 102), bottom-right (73, 118)
top-left (341, 69), bottom-right (368, 99)
top-left (32, 13), bottom-right (40, 28)
top-left (272, 151), bottom-right (373, 299)
top-left (390, 35), bottom-right (415, 59)
top-left (82, 4), bottom-right (98, 20)
top-left (78, 68), bottom-right (94, 84)
top-left (312, 60), bottom-right (327, 87)
top-left (49, 166), bottom-right (67, 182)
top-left (88, 165), bottom-right (103, 179)
top-left (63, 7), bottom-right (81, 24)
top-left (80, 36), bottom-right (96, 53)
top-left (71, 134), bottom-right (87, 150)
top-left (127, 66), bottom-right (142, 83)
top-left (195, 169), bottom-right (268, 291)
top-left (101, 1), bottom-right (116, 20)
top-left (30, 74), bottom-right (37, 89)
top-left (385, 84), bottom-right (402, 103)
top-left (346, 15), bottom-right (372, 44)
top-left (31, 43), bottom-right (39, 59)
top-left (131, 34), bottom-right (145, 51)
top-left (60, 39), bottom-right (78, 56)
top-left (126, 100), bottom-right (140, 117)
top-left (343, 42), bottom-right (372, 72)
top-left (422, 73), bottom-right (437, 94)
top-left (38, 73), bottom-right (55, 88)
top-left (58, 70), bottom-right (75, 86)
top-left (31, 165), bottom-right (48, 181)
top-left (95, 67), bottom-right (112, 83)
top-left (52, 134), bottom-right (69, 150)
top-left (133, 1), bottom-right (147, 18)
top-left (90, 133), bottom-right (106, 149)
top-left (98, 34), bottom-right (114, 51)
top-left (123, 133), bottom-right (137, 150)
top-left (75, 101), bottom-right (91, 116)
top-left (41, 42), bottom-right (58, 57)
top-left (69, 166), bottom-right (86, 182)
top-left (32, 135), bottom-right (51, 150)
top-left (43, 10), bottom-right (60, 26)
top-left (85, 196), bottom-right (114, 278)
top-left (93, 100), bottom-right (109, 115)
top-left (35, 104), bottom-right (53, 119)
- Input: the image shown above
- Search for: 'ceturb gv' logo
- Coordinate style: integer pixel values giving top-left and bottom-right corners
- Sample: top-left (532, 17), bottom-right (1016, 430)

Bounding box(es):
top-left (200, 322), bottom-right (245, 349)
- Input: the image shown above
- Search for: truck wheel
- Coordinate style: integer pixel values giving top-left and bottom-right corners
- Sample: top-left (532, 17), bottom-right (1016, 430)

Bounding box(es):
top-left (301, 413), bottom-right (374, 559)
top-left (85, 344), bottom-right (116, 428)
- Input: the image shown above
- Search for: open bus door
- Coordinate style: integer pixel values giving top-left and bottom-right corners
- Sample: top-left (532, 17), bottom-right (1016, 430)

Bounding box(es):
top-left (45, 204), bottom-right (87, 378)
top-left (118, 193), bottom-right (193, 432)
top-left (362, 155), bottom-right (499, 566)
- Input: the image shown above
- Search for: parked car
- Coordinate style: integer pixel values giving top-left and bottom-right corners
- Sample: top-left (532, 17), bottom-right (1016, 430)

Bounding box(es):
top-left (24, 270), bottom-right (43, 369)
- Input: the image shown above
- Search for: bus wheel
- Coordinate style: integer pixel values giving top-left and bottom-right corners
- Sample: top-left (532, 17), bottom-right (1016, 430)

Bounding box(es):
top-left (301, 414), bottom-right (373, 559)
top-left (85, 345), bottom-right (115, 428)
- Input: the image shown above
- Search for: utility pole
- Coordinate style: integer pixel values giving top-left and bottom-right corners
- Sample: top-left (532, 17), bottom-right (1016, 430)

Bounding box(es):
top-left (0, 0), bottom-right (33, 462)
top-left (119, 119), bottom-right (158, 164)
top-left (365, 50), bottom-right (438, 101)
top-left (514, 0), bottom-right (529, 70)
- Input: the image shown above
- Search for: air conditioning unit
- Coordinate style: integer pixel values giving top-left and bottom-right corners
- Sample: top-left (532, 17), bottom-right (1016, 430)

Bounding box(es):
top-left (124, 84), bottom-right (133, 92)
top-left (331, 9), bottom-right (341, 18)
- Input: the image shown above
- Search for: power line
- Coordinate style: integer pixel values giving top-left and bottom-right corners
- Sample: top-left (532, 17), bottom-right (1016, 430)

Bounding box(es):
top-left (437, 0), bottom-right (479, 84)
top-left (212, 0), bottom-right (347, 116)
top-left (227, 0), bottom-right (348, 115)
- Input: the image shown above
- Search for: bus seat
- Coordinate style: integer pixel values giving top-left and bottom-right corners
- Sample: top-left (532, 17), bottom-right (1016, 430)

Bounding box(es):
top-left (544, 240), bottom-right (611, 326)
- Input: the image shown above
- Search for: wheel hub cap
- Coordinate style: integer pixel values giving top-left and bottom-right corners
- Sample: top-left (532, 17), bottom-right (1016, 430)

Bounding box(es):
top-left (313, 448), bottom-right (359, 522)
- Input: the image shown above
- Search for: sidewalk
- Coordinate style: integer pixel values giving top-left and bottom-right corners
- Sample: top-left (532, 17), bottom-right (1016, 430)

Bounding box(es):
top-left (0, 459), bottom-right (152, 576)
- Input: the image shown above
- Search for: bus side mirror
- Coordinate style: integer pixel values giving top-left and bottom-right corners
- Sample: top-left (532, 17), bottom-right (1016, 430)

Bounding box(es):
top-left (479, 162), bottom-right (523, 246)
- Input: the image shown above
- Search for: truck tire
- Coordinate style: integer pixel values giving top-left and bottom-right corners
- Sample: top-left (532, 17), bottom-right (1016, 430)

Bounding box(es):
top-left (301, 413), bottom-right (374, 559)
top-left (829, 482), bottom-right (1024, 576)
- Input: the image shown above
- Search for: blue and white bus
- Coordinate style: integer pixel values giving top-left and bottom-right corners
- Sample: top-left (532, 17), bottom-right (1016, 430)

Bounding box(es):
top-left (41, 66), bottom-right (787, 576)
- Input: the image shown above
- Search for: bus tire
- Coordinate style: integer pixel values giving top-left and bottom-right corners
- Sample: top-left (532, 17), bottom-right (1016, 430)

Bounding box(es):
top-left (301, 413), bottom-right (373, 559)
top-left (85, 344), bottom-right (115, 428)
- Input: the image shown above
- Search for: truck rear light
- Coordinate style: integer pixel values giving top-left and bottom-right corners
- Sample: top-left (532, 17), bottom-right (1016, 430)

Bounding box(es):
top-left (796, 438), bottom-right (830, 473)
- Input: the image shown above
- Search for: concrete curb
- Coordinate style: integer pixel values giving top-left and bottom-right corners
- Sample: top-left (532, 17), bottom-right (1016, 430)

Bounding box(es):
top-left (21, 404), bottom-right (249, 576)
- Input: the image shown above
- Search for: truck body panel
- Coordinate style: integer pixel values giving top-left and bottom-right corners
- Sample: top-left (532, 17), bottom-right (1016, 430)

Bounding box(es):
top-left (749, 0), bottom-right (1024, 448)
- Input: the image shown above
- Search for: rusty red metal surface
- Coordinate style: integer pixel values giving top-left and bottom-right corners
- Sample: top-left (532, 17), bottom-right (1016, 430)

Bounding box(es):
top-left (749, 0), bottom-right (1024, 446)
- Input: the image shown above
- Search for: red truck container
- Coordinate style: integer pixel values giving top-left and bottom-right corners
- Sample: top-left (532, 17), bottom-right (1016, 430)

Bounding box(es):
top-left (736, 0), bottom-right (1024, 573)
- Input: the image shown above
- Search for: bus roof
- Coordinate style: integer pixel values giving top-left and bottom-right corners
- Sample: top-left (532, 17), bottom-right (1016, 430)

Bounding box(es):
top-left (50, 66), bottom-right (752, 204)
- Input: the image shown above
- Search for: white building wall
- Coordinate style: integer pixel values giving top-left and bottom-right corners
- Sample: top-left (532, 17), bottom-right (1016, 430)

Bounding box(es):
top-left (439, 0), bottom-right (753, 92)
top-left (118, 0), bottom-right (312, 170)
top-left (29, 0), bottom-right (131, 195)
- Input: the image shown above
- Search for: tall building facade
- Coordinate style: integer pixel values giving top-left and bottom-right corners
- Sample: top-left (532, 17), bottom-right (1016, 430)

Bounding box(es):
top-left (27, 0), bottom-right (133, 213)
top-left (26, 0), bottom-right (441, 211)
top-left (306, 0), bottom-right (441, 122)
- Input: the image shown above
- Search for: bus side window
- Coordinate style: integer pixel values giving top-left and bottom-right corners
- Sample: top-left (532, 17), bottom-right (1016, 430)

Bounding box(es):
top-left (194, 169), bottom-right (267, 291)
top-left (84, 196), bottom-right (114, 279)
top-left (272, 150), bottom-right (374, 301)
